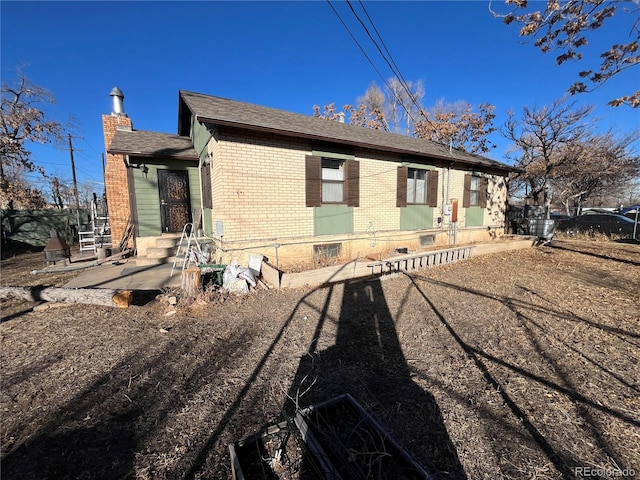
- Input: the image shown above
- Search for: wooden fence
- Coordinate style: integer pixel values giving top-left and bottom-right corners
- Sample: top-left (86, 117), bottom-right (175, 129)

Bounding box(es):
top-left (1, 208), bottom-right (92, 247)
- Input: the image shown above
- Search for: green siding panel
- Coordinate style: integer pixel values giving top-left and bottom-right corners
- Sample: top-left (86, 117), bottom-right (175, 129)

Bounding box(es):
top-left (131, 160), bottom-right (200, 237)
top-left (191, 119), bottom-right (211, 158)
top-left (314, 205), bottom-right (354, 235)
top-left (202, 207), bottom-right (213, 236)
top-left (400, 206), bottom-right (433, 230)
top-left (465, 206), bottom-right (484, 227)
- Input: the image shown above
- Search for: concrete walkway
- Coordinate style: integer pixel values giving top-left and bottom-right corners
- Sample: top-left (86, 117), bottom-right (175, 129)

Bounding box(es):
top-left (64, 260), bottom-right (181, 290)
top-left (63, 237), bottom-right (537, 291)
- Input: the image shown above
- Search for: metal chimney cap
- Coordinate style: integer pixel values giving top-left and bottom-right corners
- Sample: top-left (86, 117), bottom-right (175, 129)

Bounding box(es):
top-left (109, 86), bottom-right (127, 116)
top-left (110, 86), bottom-right (124, 98)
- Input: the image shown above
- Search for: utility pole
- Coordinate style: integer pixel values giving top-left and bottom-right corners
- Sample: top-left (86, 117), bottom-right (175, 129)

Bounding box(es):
top-left (101, 152), bottom-right (108, 218)
top-left (68, 134), bottom-right (81, 237)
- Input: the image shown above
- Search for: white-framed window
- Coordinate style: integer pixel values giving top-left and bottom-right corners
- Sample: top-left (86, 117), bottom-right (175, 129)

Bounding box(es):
top-left (463, 173), bottom-right (487, 208)
top-left (407, 168), bottom-right (427, 204)
top-left (306, 155), bottom-right (359, 208)
top-left (469, 176), bottom-right (481, 206)
top-left (321, 158), bottom-right (345, 203)
top-left (396, 166), bottom-right (438, 208)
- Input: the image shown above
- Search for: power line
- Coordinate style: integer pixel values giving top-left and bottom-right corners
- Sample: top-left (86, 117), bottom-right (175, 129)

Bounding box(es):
top-left (347, 1), bottom-right (415, 106)
top-left (327, 0), bottom-right (438, 135)
top-left (326, 0), bottom-right (393, 131)
top-left (356, 0), bottom-right (407, 89)
top-left (81, 136), bottom-right (104, 156)
top-left (354, 0), bottom-right (432, 128)
top-left (74, 148), bottom-right (104, 166)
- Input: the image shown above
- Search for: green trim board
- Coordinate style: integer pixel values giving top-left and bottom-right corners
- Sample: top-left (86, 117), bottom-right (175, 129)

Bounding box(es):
top-left (465, 206), bottom-right (484, 227)
top-left (400, 205), bottom-right (434, 230)
top-left (401, 162), bottom-right (435, 170)
top-left (313, 205), bottom-right (354, 235)
top-left (311, 150), bottom-right (354, 161)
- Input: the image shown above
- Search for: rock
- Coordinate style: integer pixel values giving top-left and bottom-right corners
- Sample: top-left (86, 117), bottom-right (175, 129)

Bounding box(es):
top-left (226, 278), bottom-right (249, 295)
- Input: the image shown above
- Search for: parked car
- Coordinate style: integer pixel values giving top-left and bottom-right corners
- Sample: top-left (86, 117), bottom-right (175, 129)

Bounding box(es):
top-left (618, 206), bottom-right (640, 222)
top-left (555, 213), bottom-right (638, 239)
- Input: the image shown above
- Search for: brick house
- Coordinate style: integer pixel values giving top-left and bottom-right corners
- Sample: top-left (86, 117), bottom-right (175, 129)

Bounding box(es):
top-left (102, 88), bottom-right (514, 268)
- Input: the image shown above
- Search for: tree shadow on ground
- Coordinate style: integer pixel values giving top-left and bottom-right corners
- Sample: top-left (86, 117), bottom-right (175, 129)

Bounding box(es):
top-left (1, 319), bottom-right (255, 480)
top-left (405, 272), bottom-right (639, 479)
top-left (284, 278), bottom-right (466, 479)
top-left (546, 242), bottom-right (640, 266)
top-left (4, 251), bottom-right (636, 479)
top-left (0, 303), bottom-right (34, 323)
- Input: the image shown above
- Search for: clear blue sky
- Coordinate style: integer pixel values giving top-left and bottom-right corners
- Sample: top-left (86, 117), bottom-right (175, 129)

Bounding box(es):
top-left (2, 1), bottom-right (638, 198)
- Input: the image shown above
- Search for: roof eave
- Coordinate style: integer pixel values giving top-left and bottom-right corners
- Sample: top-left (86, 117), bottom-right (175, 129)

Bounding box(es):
top-left (197, 115), bottom-right (514, 172)
top-left (107, 148), bottom-right (199, 161)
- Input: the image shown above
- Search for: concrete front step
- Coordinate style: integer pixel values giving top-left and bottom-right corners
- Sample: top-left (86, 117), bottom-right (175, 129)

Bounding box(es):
top-left (136, 255), bottom-right (178, 266)
top-left (136, 234), bottom-right (184, 266)
top-left (156, 237), bottom-right (181, 248)
top-left (146, 246), bottom-right (178, 258)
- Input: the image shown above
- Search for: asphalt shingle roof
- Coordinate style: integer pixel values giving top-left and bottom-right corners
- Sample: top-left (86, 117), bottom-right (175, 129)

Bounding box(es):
top-left (108, 129), bottom-right (199, 160)
top-left (179, 90), bottom-right (513, 171)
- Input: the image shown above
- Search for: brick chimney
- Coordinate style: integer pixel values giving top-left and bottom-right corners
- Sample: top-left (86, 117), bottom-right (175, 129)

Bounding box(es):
top-left (102, 87), bottom-right (133, 250)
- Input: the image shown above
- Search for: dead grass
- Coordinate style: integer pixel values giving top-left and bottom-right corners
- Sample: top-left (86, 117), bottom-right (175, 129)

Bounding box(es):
top-left (1, 238), bottom-right (639, 479)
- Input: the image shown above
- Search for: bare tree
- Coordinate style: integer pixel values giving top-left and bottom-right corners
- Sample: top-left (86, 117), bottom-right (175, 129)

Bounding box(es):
top-left (51, 176), bottom-right (66, 208)
top-left (1, 70), bottom-right (64, 208)
top-left (312, 103), bottom-right (341, 121)
top-left (313, 79), bottom-right (494, 152)
top-left (344, 103), bottom-right (387, 130)
top-left (502, 96), bottom-right (594, 206)
top-left (384, 78), bottom-right (425, 135)
top-left (415, 99), bottom-right (497, 154)
top-left (491, 0), bottom-right (640, 107)
top-left (313, 101), bottom-right (387, 130)
top-left (353, 82), bottom-right (389, 130)
top-left (551, 129), bottom-right (640, 213)
top-left (357, 82), bottom-right (386, 116)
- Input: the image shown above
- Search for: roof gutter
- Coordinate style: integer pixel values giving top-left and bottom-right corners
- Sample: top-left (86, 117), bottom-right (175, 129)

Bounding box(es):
top-left (107, 148), bottom-right (199, 161)
top-left (196, 115), bottom-right (516, 173)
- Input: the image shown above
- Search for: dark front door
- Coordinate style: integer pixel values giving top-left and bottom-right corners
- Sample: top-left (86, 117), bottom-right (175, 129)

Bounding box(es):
top-left (158, 169), bottom-right (192, 233)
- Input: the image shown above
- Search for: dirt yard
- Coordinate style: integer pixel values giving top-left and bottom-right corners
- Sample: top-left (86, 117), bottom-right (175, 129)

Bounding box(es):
top-left (1, 238), bottom-right (639, 480)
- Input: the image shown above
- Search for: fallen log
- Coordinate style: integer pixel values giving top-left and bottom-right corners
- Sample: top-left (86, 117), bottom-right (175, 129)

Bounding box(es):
top-left (0, 286), bottom-right (133, 308)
